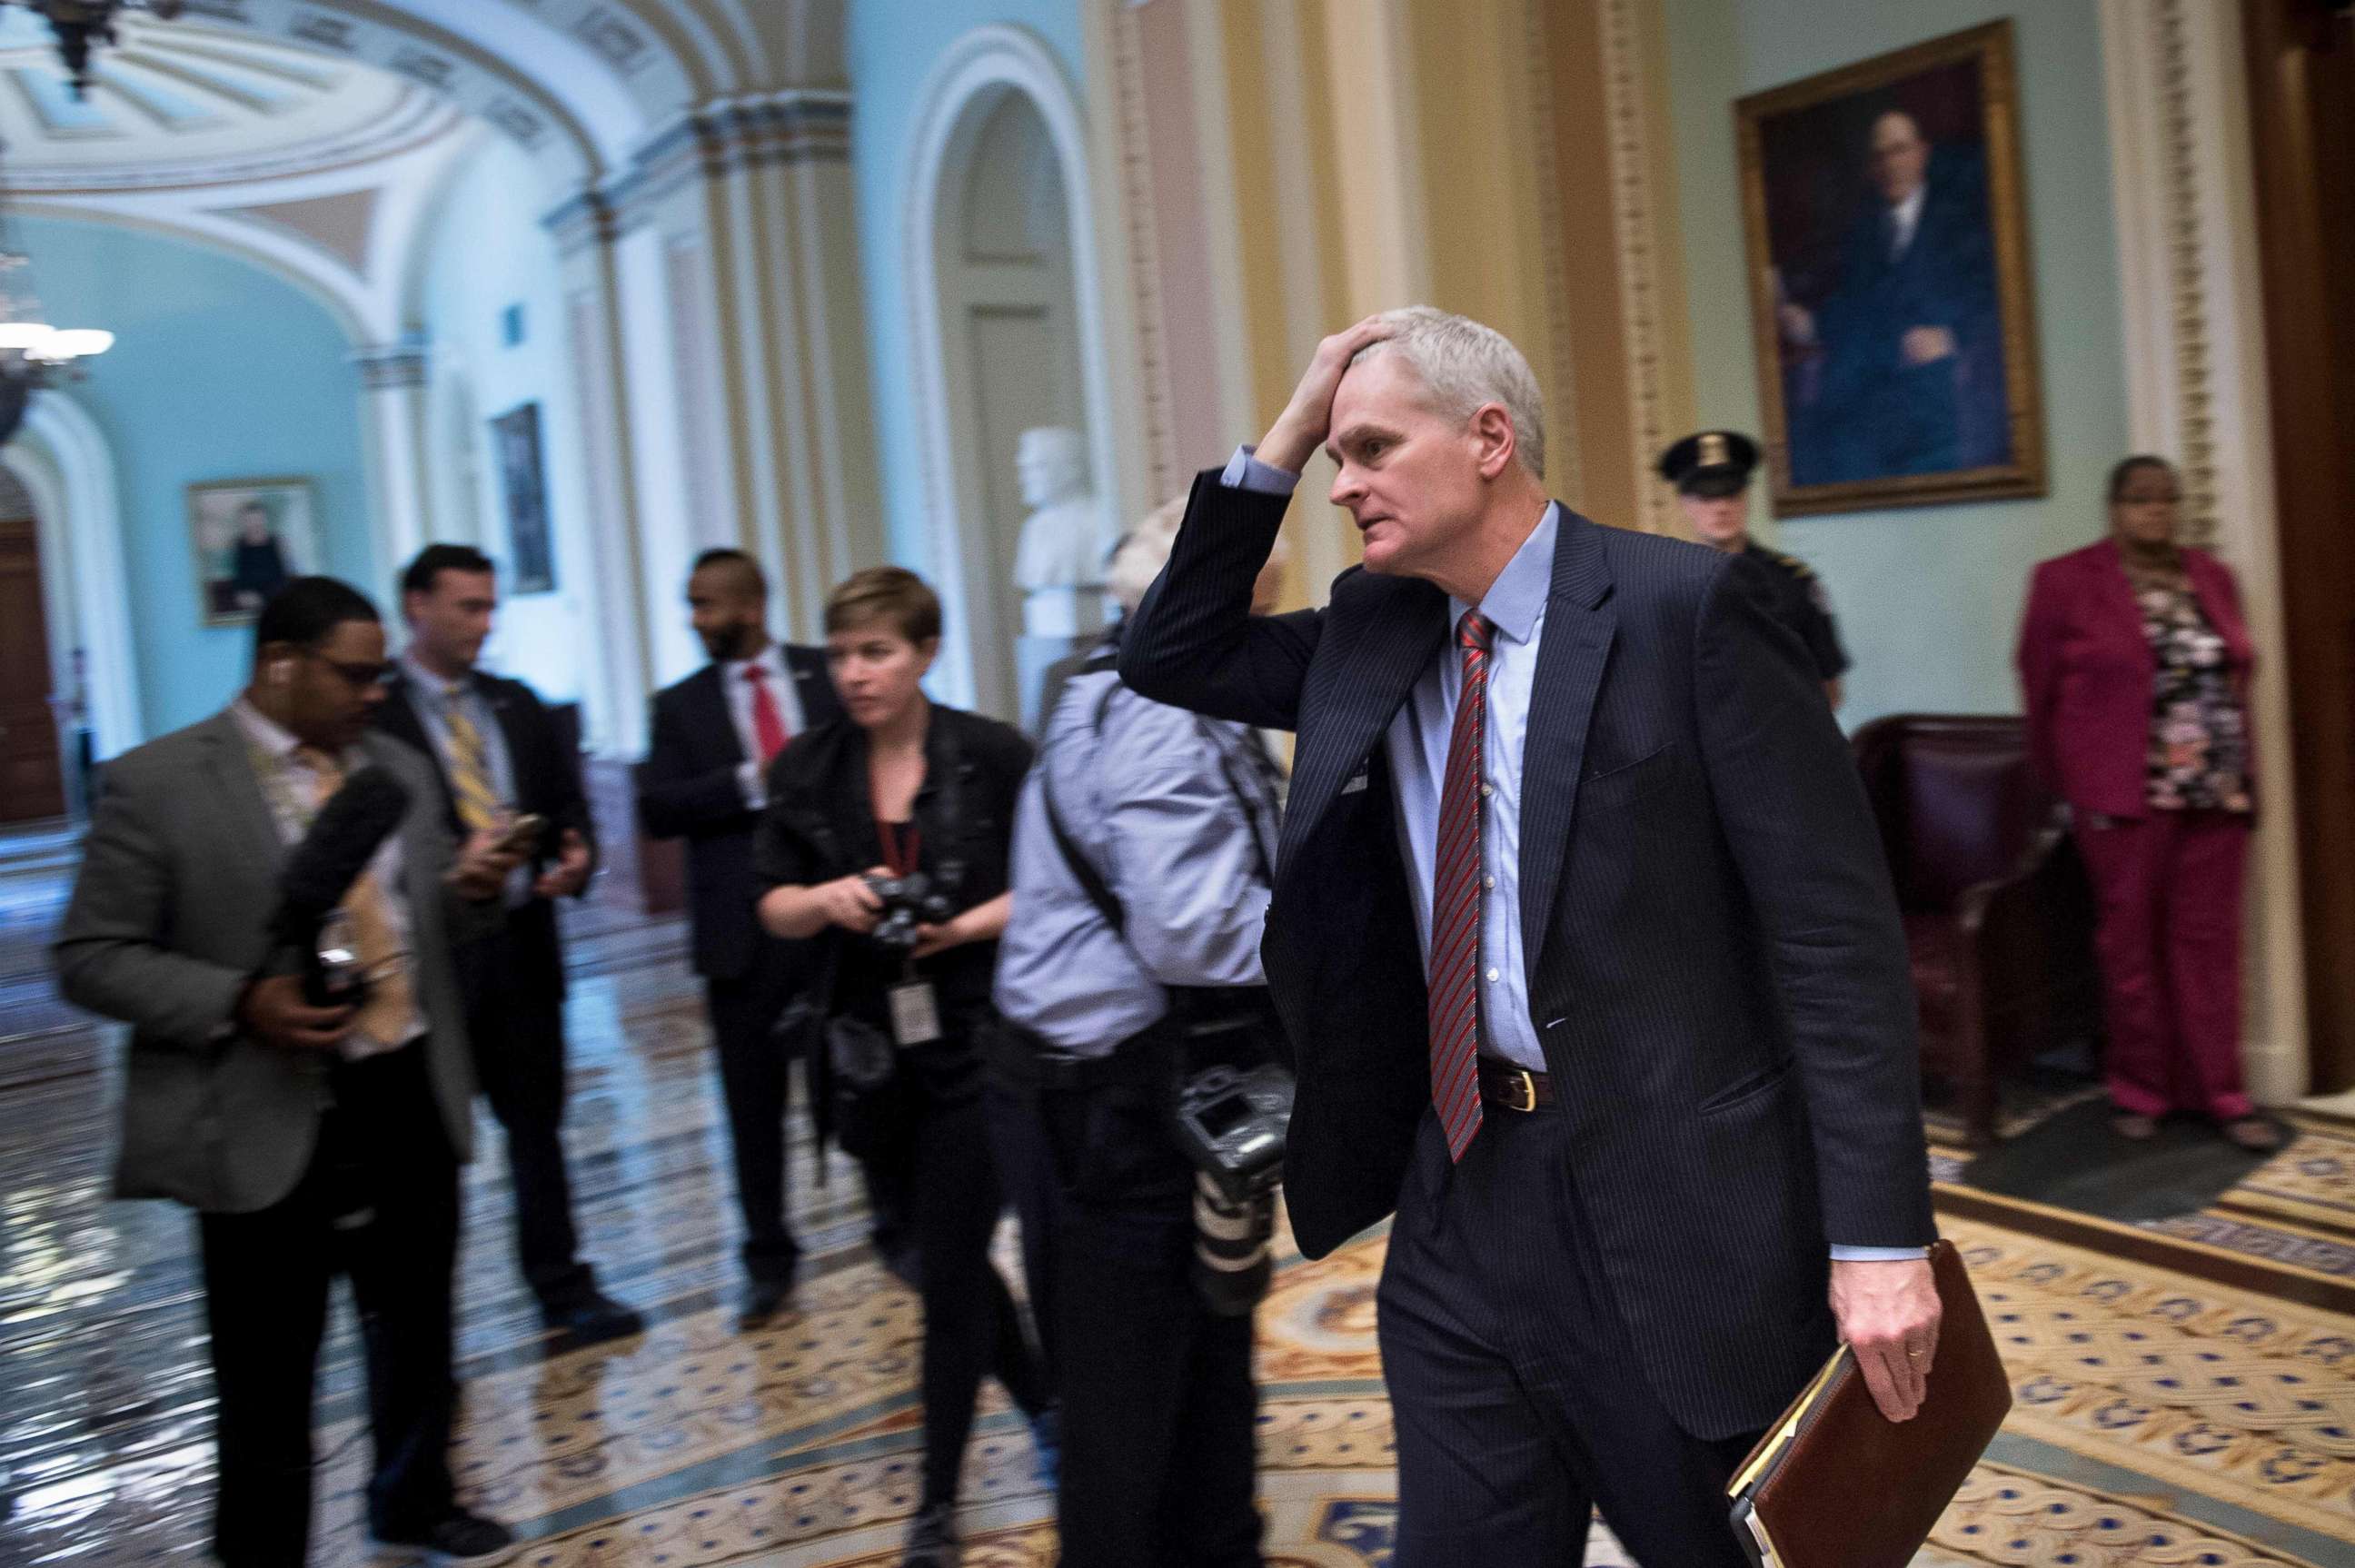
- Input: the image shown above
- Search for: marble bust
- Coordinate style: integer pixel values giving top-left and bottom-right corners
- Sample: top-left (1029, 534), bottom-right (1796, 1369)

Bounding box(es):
top-left (1011, 426), bottom-right (1102, 600)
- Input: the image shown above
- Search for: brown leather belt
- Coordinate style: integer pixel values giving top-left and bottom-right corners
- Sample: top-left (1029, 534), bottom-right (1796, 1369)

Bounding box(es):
top-left (1478, 1057), bottom-right (1555, 1112)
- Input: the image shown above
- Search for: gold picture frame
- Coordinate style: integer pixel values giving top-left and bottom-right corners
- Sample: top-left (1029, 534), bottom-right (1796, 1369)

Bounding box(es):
top-left (186, 476), bottom-right (318, 627)
top-left (1735, 20), bottom-right (2045, 516)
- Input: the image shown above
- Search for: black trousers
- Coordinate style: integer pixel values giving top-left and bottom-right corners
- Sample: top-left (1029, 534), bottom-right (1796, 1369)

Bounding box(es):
top-left (1378, 1107), bottom-right (1760, 1566)
top-left (868, 1073), bottom-right (1052, 1509)
top-left (195, 1044), bottom-right (461, 1568)
top-left (465, 908), bottom-right (594, 1307)
top-left (982, 1071), bottom-right (1058, 1374)
top-left (704, 955), bottom-right (803, 1285)
top-left (1040, 1076), bottom-right (1262, 1568)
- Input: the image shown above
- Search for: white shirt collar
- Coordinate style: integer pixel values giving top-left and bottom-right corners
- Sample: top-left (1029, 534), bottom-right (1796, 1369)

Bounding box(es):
top-left (230, 697), bottom-right (302, 759)
top-left (1891, 183), bottom-right (1928, 249)
top-left (402, 650), bottom-right (473, 701)
top-left (723, 642), bottom-right (788, 682)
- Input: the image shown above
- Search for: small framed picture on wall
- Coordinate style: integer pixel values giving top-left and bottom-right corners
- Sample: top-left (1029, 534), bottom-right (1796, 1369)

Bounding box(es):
top-left (187, 477), bottom-right (318, 626)
top-left (1735, 19), bottom-right (2046, 516)
top-left (492, 402), bottom-right (554, 593)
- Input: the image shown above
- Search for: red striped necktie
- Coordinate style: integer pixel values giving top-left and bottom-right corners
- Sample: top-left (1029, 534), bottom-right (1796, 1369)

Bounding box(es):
top-left (1429, 609), bottom-right (1495, 1161)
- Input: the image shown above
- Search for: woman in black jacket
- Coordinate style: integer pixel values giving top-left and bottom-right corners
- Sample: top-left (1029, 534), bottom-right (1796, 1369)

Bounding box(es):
top-left (755, 567), bottom-right (1052, 1567)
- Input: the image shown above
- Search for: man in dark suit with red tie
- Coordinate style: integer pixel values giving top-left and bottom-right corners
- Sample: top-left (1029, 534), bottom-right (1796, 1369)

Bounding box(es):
top-left (1122, 309), bottom-right (1941, 1564)
top-left (639, 549), bottom-right (842, 1325)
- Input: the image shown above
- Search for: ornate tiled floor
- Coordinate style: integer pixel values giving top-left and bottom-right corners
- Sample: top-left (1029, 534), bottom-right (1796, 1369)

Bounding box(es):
top-left (6, 839), bottom-right (2355, 1566)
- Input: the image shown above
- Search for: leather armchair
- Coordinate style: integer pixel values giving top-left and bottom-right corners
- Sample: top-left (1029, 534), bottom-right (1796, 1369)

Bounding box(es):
top-left (1852, 715), bottom-right (2102, 1146)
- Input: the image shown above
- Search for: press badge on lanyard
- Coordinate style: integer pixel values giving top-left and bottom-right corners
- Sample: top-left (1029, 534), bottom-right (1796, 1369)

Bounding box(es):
top-left (878, 815), bottom-right (940, 1047)
top-left (889, 978), bottom-right (941, 1047)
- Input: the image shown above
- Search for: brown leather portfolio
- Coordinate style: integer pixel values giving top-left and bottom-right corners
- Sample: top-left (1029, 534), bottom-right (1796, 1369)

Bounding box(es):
top-left (1725, 1238), bottom-right (2012, 1568)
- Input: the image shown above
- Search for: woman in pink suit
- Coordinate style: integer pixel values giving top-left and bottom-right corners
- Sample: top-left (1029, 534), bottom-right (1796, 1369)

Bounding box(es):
top-left (2018, 455), bottom-right (2281, 1151)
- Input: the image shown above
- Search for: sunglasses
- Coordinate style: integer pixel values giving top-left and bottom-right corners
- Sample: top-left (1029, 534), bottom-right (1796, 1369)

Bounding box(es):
top-left (305, 651), bottom-right (396, 690)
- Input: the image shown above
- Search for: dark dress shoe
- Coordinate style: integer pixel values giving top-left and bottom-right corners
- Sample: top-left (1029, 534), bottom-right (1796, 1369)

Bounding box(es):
top-left (372, 1507), bottom-right (518, 1566)
top-left (541, 1291), bottom-right (644, 1345)
top-left (738, 1276), bottom-right (795, 1330)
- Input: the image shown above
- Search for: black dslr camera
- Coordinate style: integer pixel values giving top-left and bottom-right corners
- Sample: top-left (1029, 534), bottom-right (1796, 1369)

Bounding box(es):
top-left (1172, 1060), bottom-right (1294, 1317)
top-left (862, 870), bottom-right (956, 953)
top-left (1173, 1062), bottom-right (1294, 1206)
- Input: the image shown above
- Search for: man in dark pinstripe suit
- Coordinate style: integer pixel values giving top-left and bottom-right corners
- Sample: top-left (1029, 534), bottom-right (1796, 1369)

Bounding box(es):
top-left (1122, 308), bottom-right (1941, 1564)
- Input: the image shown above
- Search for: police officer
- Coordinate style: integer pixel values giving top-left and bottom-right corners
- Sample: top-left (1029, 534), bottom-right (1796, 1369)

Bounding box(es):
top-left (994, 499), bottom-right (1286, 1568)
top-left (1659, 430), bottom-right (1851, 707)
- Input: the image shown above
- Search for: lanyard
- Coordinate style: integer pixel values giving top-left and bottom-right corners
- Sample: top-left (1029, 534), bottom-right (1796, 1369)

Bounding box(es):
top-left (875, 817), bottom-right (922, 878)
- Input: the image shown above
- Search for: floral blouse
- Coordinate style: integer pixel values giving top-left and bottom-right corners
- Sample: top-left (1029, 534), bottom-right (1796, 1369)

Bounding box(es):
top-left (2136, 580), bottom-right (2251, 813)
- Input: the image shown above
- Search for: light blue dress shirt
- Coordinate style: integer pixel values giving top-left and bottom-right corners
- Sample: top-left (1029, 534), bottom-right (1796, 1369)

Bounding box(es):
top-left (995, 665), bottom-right (1280, 1057)
top-left (1218, 447), bottom-right (1919, 1261)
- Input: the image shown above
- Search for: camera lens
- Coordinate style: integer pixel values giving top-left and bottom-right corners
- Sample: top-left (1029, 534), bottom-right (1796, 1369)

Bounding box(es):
top-left (1192, 1173), bottom-right (1274, 1316)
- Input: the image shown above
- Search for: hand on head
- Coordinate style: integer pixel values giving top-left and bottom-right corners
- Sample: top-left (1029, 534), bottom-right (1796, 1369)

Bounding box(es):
top-left (1256, 316), bottom-right (1397, 474)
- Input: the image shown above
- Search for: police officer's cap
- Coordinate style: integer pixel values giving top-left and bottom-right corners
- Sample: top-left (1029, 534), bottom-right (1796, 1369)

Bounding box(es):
top-left (1657, 430), bottom-right (1760, 499)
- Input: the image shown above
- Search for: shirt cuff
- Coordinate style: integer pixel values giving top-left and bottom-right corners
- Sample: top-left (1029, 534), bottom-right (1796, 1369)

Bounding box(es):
top-left (1222, 445), bottom-right (1302, 495)
top-left (1829, 1245), bottom-right (1932, 1263)
top-left (737, 760), bottom-right (767, 810)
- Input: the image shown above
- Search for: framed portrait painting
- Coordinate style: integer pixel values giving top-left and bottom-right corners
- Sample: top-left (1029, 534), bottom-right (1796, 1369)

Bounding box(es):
top-left (187, 477), bottom-right (317, 626)
top-left (1736, 20), bottom-right (2045, 516)
top-left (492, 402), bottom-right (554, 593)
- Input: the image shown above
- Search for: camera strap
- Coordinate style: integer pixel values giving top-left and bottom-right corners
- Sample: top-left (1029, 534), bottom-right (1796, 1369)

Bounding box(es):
top-left (1038, 673), bottom-right (1278, 940)
top-left (1038, 677), bottom-right (1131, 938)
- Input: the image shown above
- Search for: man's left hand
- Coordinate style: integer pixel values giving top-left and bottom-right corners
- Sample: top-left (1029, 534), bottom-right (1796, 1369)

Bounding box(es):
top-left (1829, 1255), bottom-right (1942, 1422)
top-left (533, 829), bottom-right (593, 899)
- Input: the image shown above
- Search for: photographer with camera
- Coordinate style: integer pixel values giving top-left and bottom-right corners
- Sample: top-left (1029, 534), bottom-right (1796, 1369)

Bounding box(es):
top-left (993, 501), bottom-right (1288, 1568)
top-left (753, 568), bottom-right (1054, 1568)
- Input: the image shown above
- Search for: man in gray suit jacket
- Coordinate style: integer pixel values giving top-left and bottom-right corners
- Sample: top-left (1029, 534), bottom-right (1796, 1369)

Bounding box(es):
top-left (55, 578), bottom-right (523, 1568)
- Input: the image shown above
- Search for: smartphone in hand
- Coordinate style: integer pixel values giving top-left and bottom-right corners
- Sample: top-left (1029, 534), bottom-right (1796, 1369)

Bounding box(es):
top-left (499, 812), bottom-right (549, 855)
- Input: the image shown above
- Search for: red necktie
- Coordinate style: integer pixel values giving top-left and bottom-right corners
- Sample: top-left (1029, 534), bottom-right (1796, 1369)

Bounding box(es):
top-left (744, 664), bottom-right (790, 765)
top-left (1429, 610), bottom-right (1494, 1161)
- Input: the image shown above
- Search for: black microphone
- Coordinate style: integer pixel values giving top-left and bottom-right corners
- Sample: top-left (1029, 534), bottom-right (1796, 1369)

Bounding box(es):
top-left (268, 767), bottom-right (412, 1002)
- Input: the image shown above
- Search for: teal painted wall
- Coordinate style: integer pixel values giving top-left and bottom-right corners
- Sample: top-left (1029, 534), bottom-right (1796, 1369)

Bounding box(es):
top-left (13, 216), bottom-right (371, 739)
top-left (413, 134), bottom-right (591, 710)
top-left (1662, 0), bottom-right (2128, 726)
top-left (846, 0), bottom-right (1086, 571)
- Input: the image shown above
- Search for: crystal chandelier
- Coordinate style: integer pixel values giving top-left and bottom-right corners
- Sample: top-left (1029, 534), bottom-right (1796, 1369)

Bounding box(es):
top-left (0, 185), bottom-right (112, 440)
top-left (6, 1), bottom-right (185, 97)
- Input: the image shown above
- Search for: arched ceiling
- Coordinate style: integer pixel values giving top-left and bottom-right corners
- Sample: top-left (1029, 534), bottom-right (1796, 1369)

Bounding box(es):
top-left (0, 0), bottom-right (850, 345)
top-left (0, 11), bottom-right (460, 193)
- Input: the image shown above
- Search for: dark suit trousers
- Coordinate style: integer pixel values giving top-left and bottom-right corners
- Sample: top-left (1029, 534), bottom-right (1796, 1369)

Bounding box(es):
top-left (195, 1044), bottom-right (460, 1568)
top-left (705, 949), bottom-right (802, 1283)
top-left (465, 907), bottom-right (594, 1306)
top-left (1377, 1108), bottom-right (1759, 1567)
top-left (1040, 1077), bottom-right (1261, 1568)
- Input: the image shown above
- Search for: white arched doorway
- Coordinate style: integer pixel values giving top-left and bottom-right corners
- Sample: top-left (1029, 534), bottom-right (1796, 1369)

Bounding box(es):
top-left (905, 25), bottom-right (1117, 718)
top-left (5, 391), bottom-right (140, 762)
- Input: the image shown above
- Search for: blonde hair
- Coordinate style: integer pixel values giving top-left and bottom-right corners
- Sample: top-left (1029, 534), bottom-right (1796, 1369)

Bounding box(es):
top-left (1107, 495), bottom-right (1290, 613)
top-left (1352, 305), bottom-right (1546, 480)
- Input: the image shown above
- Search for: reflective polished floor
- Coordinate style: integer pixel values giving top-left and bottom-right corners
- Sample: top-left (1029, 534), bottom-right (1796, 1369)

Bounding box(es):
top-left (6, 827), bottom-right (2355, 1567)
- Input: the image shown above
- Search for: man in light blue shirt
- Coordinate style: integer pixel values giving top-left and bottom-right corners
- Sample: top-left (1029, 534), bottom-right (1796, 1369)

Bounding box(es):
top-left (993, 500), bottom-right (1286, 1568)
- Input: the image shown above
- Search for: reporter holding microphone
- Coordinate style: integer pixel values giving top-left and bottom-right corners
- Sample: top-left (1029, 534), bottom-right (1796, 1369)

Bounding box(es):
top-left (55, 578), bottom-right (523, 1568)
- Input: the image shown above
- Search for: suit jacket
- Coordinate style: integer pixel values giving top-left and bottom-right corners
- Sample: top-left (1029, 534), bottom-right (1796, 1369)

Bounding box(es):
top-left (54, 712), bottom-right (489, 1214)
top-left (638, 647), bottom-right (841, 980)
top-left (374, 670), bottom-right (596, 996)
top-left (1122, 471), bottom-right (1934, 1440)
top-left (1802, 151), bottom-right (2006, 482)
top-left (2016, 538), bottom-right (2255, 820)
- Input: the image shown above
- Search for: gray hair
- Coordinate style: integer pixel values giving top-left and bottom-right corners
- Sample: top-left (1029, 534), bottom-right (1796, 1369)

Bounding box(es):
top-left (1107, 494), bottom-right (1289, 613)
top-left (1351, 305), bottom-right (1546, 480)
